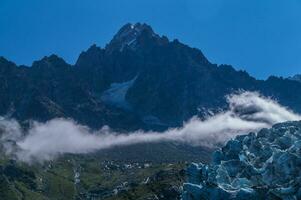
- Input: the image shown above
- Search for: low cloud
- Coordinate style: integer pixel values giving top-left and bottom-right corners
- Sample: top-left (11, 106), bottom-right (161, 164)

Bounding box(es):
top-left (0, 91), bottom-right (300, 163)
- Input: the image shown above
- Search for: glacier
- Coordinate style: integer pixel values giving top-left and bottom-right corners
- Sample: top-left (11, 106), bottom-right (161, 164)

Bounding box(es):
top-left (182, 121), bottom-right (301, 200)
top-left (101, 77), bottom-right (136, 109)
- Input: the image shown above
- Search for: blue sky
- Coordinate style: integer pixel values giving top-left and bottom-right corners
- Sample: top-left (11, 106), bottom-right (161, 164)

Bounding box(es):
top-left (0, 0), bottom-right (301, 79)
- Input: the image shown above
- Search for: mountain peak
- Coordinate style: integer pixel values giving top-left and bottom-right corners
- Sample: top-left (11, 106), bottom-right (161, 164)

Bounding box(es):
top-left (0, 56), bottom-right (17, 72)
top-left (288, 74), bottom-right (301, 83)
top-left (0, 56), bottom-right (11, 65)
top-left (114, 23), bottom-right (156, 40)
top-left (106, 23), bottom-right (160, 52)
top-left (32, 54), bottom-right (69, 69)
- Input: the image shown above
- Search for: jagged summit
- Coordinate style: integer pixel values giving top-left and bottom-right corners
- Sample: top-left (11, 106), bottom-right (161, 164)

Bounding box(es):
top-left (288, 74), bottom-right (301, 83)
top-left (106, 23), bottom-right (161, 52)
top-left (32, 54), bottom-right (69, 69)
top-left (2, 23), bottom-right (301, 131)
top-left (116, 23), bottom-right (156, 38)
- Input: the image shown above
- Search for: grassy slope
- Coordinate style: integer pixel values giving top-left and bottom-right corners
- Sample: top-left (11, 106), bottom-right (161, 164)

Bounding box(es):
top-left (0, 143), bottom-right (211, 200)
top-left (0, 156), bottom-right (187, 200)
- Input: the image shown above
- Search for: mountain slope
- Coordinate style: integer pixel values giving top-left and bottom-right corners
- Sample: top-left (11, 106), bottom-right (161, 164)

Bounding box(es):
top-left (1, 23), bottom-right (301, 131)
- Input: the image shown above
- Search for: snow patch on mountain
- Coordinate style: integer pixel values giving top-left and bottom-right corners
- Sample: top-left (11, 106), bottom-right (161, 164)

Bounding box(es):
top-left (101, 77), bottom-right (137, 109)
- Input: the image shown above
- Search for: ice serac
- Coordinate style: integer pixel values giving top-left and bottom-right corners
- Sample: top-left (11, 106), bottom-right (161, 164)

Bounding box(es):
top-left (182, 121), bottom-right (301, 200)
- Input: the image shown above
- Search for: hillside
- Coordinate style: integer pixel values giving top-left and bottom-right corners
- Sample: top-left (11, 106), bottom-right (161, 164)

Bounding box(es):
top-left (1, 23), bottom-right (301, 132)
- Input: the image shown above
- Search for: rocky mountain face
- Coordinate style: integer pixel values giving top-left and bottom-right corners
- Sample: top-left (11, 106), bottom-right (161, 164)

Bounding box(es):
top-left (1, 23), bottom-right (301, 131)
top-left (2, 23), bottom-right (301, 200)
top-left (183, 121), bottom-right (301, 200)
top-left (288, 74), bottom-right (301, 83)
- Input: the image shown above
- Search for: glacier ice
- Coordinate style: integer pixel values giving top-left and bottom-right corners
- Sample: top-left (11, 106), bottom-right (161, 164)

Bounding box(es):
top-left (182, 121), bottom-right (301, 200)
top-left (101, 77), bottom-right (136, 109)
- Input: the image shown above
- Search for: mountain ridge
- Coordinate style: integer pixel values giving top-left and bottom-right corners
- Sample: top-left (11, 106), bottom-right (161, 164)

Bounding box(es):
top-left (1, 23), bottom-right (301, 131)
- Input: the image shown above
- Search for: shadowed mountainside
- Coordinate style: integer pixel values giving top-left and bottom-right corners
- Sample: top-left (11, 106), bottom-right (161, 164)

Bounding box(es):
top-left (1, 23), bottom-right (301, 131)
